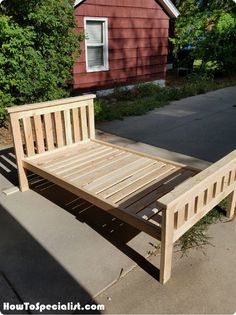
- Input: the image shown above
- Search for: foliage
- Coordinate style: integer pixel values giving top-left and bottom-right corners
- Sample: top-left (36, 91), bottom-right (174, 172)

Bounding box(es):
top-left (172, 0), bottom-right (236, 74)
top-left (0, 0), bottom-right (84, 125)
top-left (94, 75), bottom-right (236, 121)
top-left (176, 198), bottom-right (229, 255)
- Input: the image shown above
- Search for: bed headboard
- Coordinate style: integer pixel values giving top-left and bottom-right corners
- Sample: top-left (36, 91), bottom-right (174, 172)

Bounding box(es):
top-left (7, 94), bottom-right (96, 159)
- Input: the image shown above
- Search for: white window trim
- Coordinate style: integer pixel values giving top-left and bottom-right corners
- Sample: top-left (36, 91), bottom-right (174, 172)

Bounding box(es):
top-left (84, 17), bottom-right (109, 73)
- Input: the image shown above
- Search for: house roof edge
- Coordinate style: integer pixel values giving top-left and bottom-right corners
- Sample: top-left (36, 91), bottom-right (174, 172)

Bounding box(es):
top-left (74, 0), bottom-right (180, 18)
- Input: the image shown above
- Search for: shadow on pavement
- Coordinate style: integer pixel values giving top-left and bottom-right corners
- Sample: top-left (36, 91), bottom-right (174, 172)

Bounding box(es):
top-left (0, 204), bottom-right (101, 314)
top-left (0, 147), bottom-right (160, 312)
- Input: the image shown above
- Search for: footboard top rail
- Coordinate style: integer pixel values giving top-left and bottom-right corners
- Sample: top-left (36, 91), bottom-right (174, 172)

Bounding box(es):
top-left (158, 150), bottom-right (236, 210)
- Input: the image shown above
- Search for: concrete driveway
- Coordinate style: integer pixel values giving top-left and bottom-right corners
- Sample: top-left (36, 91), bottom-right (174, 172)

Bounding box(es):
top-left (98, 86), bottom-right (236, 162)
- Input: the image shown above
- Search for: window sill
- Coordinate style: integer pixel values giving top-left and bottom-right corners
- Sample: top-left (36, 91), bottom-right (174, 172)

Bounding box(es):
top-left (86, 67), bottom-right (109, 73)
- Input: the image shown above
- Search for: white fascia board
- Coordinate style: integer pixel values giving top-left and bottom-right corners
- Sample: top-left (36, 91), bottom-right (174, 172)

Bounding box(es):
top-left (74, 0), bottom-right (180, 18)
top-left (74, 0), bottom-right (83, 7)
top-left (160, 0), bottom-right (180, 18)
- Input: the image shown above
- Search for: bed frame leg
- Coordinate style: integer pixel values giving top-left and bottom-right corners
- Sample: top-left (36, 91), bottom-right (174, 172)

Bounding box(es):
top-left (18, 166), bottom-right (29, 192)
top-left (9, 113), bottom-right (29, 192)
top-left (226, 189), bottom-right (236, 219)
top-left (160, 209), bottom-right (174, 284)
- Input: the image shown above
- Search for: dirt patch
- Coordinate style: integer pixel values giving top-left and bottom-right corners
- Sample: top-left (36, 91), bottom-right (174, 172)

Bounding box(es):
top-left (0, 122), bottom-right (13, 149)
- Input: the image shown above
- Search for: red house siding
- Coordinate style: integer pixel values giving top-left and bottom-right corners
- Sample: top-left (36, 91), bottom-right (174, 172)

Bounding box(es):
top-left (73, 0), bottom-right (170, 89)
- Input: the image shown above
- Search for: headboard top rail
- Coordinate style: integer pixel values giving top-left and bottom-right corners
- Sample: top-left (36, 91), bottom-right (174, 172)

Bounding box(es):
top-left (7, 94), bottom-right (96, 114)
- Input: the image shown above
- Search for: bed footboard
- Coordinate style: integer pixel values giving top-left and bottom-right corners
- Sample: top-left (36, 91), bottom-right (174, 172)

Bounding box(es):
top-left (158, 150), bottom-right (236, 284)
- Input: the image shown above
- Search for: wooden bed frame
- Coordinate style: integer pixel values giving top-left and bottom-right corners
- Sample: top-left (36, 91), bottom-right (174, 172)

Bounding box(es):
top-left (7, 94), bottom-right (236, 284)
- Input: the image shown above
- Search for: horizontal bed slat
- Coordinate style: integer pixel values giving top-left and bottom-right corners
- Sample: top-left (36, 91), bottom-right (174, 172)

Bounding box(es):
top-left (21, 140), bottom-right (196, 244)
top-left (124, 170), bottom-right (194, 213)
top-left (49, 147), bottom-right (115, 173)
top-left (67, 152), bottom-right (132, 183)
top-left (98, 162), bottom-right (159, 198)
top-left (63, 151), bottom-right (126, 180)
top-left (107, 164), bottom-right (177, 204)
top-left (84, 158), bottom-right (152, 192)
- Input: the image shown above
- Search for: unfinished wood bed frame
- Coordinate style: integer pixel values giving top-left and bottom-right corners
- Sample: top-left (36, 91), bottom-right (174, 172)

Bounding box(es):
top-left (7, 94), bottom-right (236, 284)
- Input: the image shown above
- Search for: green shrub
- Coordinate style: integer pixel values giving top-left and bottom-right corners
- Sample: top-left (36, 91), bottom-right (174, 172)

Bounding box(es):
top-left (172, 1), bottom-right (236, 75)
top-left (0, 0), bottom-right (84, 125)
top-left (132, 83), bottom-right (161, 98)
top-left (112, 86), bottom-right (131, 101)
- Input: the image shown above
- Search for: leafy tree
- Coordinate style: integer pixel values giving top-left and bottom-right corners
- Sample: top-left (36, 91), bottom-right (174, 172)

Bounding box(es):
top-left (0, 0), bottom-right (84, 124)
top-left (172, 0), bottom-right (236, 74)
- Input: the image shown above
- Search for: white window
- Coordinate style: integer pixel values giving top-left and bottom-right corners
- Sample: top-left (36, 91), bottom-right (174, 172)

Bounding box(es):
top-left (84, 17), bottom-right (109, 72)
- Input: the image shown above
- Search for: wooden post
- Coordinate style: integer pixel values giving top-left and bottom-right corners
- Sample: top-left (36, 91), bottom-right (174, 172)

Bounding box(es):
top-left (160, 206), bottom-right (175, 284)
top-left (9, 114), bottom-right (29, 192)
top-left (227, 189), bottom-right (236, 219)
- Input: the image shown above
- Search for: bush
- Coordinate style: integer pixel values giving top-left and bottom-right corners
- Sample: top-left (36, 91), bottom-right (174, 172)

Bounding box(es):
top-left (0, 0), bottom-right (84, 125)
top-left (172, 1), bottom-right (236, 75)
top-left (132, 83), bottom-right (161, 98)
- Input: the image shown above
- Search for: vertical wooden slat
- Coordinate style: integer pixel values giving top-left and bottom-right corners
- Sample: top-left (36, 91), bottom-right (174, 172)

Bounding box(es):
top-left (9, 114), bottom-right (29, 191)
top-left (53, 111), bottom-right (64, 147)
top-left (227, 171), bottom-right (232, 186)
top-left (88, 100), bottom-right (95, 139)
top-left (187, 199), bottom-right (195, 219)
top-left (63, 109), bottom-right (73, 145)
top-left (33, 115), bottom-right (45, 154)
top-left (72, 108), bottom-right (81, 142)
top-left (44, 113), bottom-right (54, 151)
top-left (202, 184), bottom-right (212, 205)
top-left (194, 196), bottom-right (199, 213)
top-left (176, 207), bottom-right (185, 229)
top-left (80, 106), bottom-right (88, 141)
top-left (22, 117), bottom-right (35, 156)
top-left (211, 182), bottom-right (217, 199)
top-left (221, 176), bottom-right (226, 192)
top-left (213, 179), bottom-right (221, 198)
top-left (195, 192), bottom-right (205, 213)
top-left (203, 189), bottom-right (208, 206)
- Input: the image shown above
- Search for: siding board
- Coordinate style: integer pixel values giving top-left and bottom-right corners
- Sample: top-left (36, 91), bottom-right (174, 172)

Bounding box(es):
top-left (74, 65), bottom-right (166, 83)
top-left (73, 0), bottom-right (170, 89)
top-left (77, 6), bottom-right (168, 19)
top-left (74, 56), bottom-right (167, 73)
top-left (77, 46), bottom-right (169, 62)
top-left (74, 73), bottom-right (166, 89)
top-left (108, 28), bottom-right (169, 39)
top-left (77, 18), bottom-right (169, 29)
top-left (78, 0), bottom-right (164, 9)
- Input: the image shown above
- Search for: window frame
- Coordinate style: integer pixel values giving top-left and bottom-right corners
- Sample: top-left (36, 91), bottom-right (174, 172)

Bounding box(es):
top-left (84, 17), bottom-right (109, 73)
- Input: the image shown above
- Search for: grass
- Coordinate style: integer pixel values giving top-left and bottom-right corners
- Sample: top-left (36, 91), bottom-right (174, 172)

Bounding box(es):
top-left (147, 200), bottom-right (228, 257)
top-left (176, 199), bottom-right (229, 256)
top-left (95, 74), bottom-right (236, 122)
